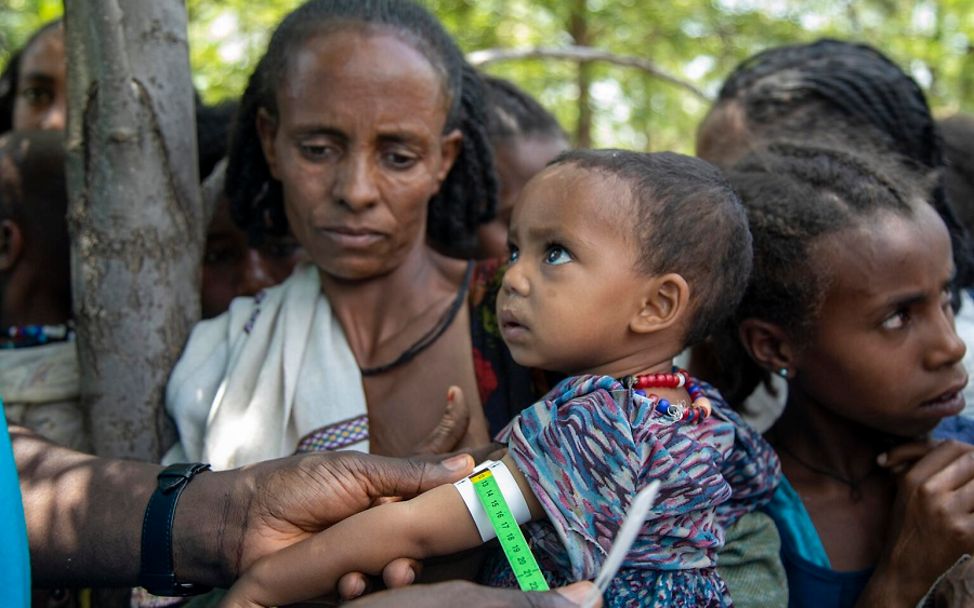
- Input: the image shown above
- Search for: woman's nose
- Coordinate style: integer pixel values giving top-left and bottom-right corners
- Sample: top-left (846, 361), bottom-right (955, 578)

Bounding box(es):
top-left (237, 249), bottom-right (277, 297)
top-left (41, 103), bottom-right (66, 131)
top-left (333, 153), bottom-right (379, 211)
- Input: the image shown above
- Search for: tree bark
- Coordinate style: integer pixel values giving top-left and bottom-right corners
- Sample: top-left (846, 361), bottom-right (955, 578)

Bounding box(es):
top-left (64, 0), bottom-right (202, 463)
top-left (569, 1), bottom-right (592, 148)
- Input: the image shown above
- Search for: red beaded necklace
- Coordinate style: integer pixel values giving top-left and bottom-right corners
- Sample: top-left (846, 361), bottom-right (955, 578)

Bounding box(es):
top-left (626, 368), bottom-right (712, 424)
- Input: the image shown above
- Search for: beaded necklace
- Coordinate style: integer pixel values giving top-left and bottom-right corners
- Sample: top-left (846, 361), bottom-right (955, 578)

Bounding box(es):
top-left (1, 321), bottom-right (75, 350)
top-left (623, 368), bottom-right (712, 424)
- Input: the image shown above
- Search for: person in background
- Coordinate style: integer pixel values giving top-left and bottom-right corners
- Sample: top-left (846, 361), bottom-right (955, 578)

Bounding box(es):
top-left (0, 130), bottom-right (83, 453)
top-left (196, 102), bottom-right (305, 319)
top-left (939, 113), bottom-right (974, 417)
top-left (474, 74), bottom-right (569, 260)
top-left (0, 19), bottom-right (65, 133)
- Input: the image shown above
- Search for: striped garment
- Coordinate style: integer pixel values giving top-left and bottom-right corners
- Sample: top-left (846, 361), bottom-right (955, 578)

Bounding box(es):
top-left (485, 374), bottom-right (780, 607)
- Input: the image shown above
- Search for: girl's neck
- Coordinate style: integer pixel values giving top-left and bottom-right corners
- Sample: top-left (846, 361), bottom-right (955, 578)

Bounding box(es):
top-left (772, 387), bottom-right (895, 482)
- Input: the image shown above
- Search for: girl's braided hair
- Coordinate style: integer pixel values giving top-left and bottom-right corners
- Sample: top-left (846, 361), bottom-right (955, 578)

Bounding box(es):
top-left (225, 0), bottom-right (496, 254)
top-left (712, 39), bottom-right (973, 289)
top-left (714, 142), bottom-right (926, 408)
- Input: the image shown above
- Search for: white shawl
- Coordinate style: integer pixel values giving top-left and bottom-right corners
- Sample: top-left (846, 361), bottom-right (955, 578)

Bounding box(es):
top-left (164, 264), bottom-right (367, 469)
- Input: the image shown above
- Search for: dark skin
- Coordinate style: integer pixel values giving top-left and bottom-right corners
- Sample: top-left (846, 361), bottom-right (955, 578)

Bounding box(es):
top-left (742, 205), bottom-right (974, 606)
top-left (257, 29), bottom-right (489, 457)
top-left (12, 24), bottom-right (66, 132)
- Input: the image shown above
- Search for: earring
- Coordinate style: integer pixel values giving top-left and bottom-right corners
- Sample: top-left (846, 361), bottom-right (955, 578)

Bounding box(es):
top-left (776, 367), bottom-right (789, 378)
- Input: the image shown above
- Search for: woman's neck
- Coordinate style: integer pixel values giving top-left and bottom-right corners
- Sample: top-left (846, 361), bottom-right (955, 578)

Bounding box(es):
top-left (319, 244), bottom-right (468, 363)
top-left (772, 388), bottom-right (895, 483)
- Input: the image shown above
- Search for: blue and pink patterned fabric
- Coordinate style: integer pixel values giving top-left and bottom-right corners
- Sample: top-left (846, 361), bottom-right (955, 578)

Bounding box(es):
top-left (485, 375), bottom-right (780, 607)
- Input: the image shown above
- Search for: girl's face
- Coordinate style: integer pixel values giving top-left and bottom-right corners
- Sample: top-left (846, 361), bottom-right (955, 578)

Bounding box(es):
top-left (13, 25), bottom-right (66, 131)
top-left (497, 164), bottom-right (649, 376)
top-left (257, 29), bottom-right (461, 281)
top-left (790, 202), bottom-right (967, 437)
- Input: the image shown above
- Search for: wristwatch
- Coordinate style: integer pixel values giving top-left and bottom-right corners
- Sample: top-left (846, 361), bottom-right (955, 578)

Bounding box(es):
top-left (139, 462), bottom-right (213, 596)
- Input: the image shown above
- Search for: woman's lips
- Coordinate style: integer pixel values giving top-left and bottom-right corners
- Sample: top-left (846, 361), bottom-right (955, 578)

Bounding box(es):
top-left (319, 226), bottom-right (385, 248)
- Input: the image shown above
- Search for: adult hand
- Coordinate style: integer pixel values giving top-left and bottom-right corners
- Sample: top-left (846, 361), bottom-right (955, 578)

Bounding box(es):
top-left (337, 387), bottom-right (497, 600)
top-left (346, 580), bottom-right (601, 608)
top-left (857, 440), bottom-right (974, 607)
top-left (178, 450), bottom-right (474, 587)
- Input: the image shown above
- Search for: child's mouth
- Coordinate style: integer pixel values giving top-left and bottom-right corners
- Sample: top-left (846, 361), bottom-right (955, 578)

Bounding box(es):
top-left (919, 388), bottom-right (966, 417)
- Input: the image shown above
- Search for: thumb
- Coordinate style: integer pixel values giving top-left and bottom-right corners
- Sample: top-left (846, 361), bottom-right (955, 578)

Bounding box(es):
top-left (412, 386), bottom-right (471, 455)
top-left (364, 452), bottom-right (474, 500)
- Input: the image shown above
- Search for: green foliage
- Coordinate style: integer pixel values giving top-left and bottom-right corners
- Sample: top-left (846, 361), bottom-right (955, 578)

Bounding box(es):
top-left (2, 0), bottom-right (972, 153)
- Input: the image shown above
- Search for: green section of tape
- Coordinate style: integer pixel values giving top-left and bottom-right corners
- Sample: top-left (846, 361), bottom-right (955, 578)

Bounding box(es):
top-left (471, 469), bottom-right (549, 592)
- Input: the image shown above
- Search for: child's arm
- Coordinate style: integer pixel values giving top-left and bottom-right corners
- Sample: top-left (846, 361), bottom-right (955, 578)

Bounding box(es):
top-left (220, 453), bottom-right (544, 608)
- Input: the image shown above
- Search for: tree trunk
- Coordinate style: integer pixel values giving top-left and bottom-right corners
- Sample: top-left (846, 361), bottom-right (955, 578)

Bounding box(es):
top-left (64, 0), bottom-right (202, 464)
top-left (569, 0), bottom-right (592, 148)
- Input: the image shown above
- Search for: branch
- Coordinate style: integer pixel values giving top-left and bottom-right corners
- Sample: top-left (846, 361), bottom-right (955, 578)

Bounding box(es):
top-left (467, 45), bottom-right (711, 102)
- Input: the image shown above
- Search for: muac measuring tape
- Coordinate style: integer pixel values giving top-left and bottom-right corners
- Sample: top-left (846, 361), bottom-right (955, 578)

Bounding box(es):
top-left (454, 460), bottom-right (549, 591)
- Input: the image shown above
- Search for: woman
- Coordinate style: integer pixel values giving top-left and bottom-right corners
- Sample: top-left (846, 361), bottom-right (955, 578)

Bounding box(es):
top-left (0, 19), bottom-right (65, 133)
top-left (165, 0), bottom-right (507, 467)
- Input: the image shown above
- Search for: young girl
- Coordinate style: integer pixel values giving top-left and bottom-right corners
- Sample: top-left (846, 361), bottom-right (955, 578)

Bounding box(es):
top-left (219, 150), bottom-right (780, 608)
top-left (718, 143), bottom-right (974, 607)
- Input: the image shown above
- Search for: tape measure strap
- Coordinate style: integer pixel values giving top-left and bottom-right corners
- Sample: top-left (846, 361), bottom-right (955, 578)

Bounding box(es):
top-left (472, 467), bottom-right (550, 592)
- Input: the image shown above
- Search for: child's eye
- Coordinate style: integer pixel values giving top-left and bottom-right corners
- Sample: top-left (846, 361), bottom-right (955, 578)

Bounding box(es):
top-left (543, 245), bottom-right (572, 265)
top-left (881, 310), bottom-right (910, 330)
top-left (507, 244), bottom-right (519, 264)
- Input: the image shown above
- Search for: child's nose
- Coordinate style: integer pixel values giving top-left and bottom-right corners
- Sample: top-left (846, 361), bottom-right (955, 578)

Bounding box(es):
top-left (501, 262), bottom-right (530, 296)
top-left (926, 310), bottom-right (967, 370)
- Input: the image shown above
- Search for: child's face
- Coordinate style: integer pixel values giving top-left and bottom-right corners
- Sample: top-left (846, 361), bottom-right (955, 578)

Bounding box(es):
top-left (496, 164), bottom-right (649, 375)
top-left (790, 202), bottom-right (967, 437)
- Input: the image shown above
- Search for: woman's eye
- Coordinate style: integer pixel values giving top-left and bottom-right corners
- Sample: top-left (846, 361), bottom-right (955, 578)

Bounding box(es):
top-left (543, 245), bottom-right (572, 265)
top-left (881, 310), bottom-right (910, 330)
top-left (299, 143), bottom-right (335, 160)
top-left (382, 151), bottom-right (418, 170)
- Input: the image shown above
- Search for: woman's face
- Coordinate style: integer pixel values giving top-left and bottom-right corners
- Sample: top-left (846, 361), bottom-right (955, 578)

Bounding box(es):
top-left (790, 203), bottom-right (968, 438)
top-left (13, 24), bottom-right (67, 131)
top-left (257, 29), bottom-right (461, 281)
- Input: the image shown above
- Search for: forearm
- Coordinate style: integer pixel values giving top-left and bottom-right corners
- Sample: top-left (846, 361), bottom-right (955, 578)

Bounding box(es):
top-left (231, 485), bottom-right (482, 607)
top-left (14, 425), bottom-right (244, 588)
top-left (15, 424), bottom-right (159, 586)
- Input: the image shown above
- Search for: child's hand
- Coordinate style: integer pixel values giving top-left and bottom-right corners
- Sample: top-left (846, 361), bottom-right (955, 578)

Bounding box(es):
top-left (864, 440), bottom-right (974, 606)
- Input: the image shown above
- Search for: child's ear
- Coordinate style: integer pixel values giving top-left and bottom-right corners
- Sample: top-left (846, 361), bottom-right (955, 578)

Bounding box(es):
top-left (256, 107), bottom-right (281, 180)
top-left (631, 273), bottom-right (690, 334)
top-left (0, 219), bottom-right (24, 272)
top-left (738, 318), bottom-right (796, 377)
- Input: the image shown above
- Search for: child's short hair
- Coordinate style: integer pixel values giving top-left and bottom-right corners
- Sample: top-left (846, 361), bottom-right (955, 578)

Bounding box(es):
top-left (715, 142), bottom-right (927, 405)
top-left (940, 114), bottom-right (974, 237)
top-left (550, 149), bottom-right (752, 346)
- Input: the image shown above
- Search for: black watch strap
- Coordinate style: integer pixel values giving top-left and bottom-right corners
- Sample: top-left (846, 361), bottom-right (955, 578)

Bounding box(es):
top-left (139, 462), bottom-right (213, 596)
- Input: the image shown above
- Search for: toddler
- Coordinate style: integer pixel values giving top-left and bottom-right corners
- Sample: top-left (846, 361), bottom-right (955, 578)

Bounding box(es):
top-left (221, 150), bottom-right (780, 608)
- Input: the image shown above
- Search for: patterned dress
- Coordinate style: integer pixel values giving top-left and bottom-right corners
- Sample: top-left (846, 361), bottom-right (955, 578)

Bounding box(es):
top-left (481, 375), bottom-right (780, 607)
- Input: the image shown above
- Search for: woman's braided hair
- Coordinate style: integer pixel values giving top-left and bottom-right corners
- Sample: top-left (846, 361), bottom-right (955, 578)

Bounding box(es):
top-left (225, 0), bottom-right (496, 253)
top-left (712, 39), bottom-right (973, 288)
top-left (714, 142), bottom-right (925, 407)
